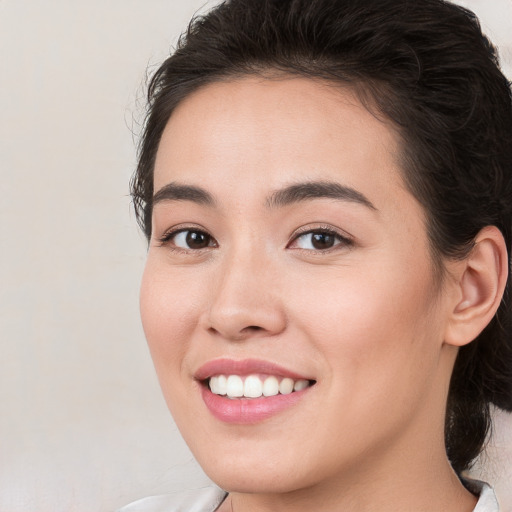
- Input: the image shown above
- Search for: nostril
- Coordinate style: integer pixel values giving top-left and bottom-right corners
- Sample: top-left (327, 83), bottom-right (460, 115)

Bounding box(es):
top-left (242, 326), bottom-right (264, 333)
top-left (207, 324), bottom-right (264, 339)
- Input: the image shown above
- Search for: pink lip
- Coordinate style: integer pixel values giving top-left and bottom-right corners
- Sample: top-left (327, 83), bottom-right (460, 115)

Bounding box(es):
top-left (195, 358), bottom-right (314, 424)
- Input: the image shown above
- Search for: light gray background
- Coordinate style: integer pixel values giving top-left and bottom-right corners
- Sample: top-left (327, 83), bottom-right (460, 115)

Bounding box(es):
top-left (0, 1), bottom-right (511, 511)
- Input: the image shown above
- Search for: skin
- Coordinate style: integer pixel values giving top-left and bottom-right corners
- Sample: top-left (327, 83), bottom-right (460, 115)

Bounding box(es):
top-left (140, 76), bottom-right (481, 511)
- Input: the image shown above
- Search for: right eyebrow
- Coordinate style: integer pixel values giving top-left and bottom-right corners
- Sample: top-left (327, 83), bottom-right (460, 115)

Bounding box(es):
top-left (152, 182), bottom-right (216, 207)
top-left (266, 180), bottom-right (377, 211)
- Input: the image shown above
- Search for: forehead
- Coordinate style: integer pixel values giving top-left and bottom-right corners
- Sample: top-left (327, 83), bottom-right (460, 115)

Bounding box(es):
top-left (153, 76), bottom-right (410, 214)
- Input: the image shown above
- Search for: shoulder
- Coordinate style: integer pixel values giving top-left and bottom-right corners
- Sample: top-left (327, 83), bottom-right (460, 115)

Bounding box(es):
top-left (116, 486), bottom-right (227, 512)
top-left (464, 479), bottom-right (501, 512)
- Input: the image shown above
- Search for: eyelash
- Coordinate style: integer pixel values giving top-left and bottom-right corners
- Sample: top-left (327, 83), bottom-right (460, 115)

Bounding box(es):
top-left (158, 225), bottom-right (353, 253)
top-left (288, 225), bottom-right (354, 253)
top-left (158, 225), bottom-right (217, 252)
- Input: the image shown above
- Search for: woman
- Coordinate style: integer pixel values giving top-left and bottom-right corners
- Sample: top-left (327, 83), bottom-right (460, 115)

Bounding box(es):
top-left (123, 0), bottom-right (512, 510)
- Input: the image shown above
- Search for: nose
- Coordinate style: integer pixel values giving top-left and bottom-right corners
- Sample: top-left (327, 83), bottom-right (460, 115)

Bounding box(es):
top-left (202, 250), bottom-right (287, 341)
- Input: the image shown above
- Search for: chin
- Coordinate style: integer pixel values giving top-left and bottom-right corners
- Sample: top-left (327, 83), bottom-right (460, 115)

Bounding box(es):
top-left (202, 461), bottom-right (311, 495)
top-left (188, 435), bottom-right (340, 496)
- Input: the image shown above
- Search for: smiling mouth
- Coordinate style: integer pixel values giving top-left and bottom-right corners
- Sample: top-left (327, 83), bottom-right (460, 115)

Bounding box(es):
top-left (206, 374), bottom-right (316, 399)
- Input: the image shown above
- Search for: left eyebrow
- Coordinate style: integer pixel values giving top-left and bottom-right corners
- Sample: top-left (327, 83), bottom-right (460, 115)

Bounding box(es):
top-left (266, 181), bottom-right (377, 211)
top-left (152, 182), bottom-right (216, 207)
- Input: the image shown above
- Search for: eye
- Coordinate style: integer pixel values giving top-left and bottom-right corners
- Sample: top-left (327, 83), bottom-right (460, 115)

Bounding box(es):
top-left (289, 228), bottom-right (352, 251)
top-left (160, 228), bottom-right (217, 250)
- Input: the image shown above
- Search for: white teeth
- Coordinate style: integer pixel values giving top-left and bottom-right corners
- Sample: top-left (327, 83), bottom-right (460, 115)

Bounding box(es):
top-left (217, 375), bottom-right (227, 395)
top-left (244, 375), bottom-right (263, 398)
top-left (262, 376), bottom-right (279, 397)
top-left (210, 375), bottom-right (227, 395)
top-left (209, 376), bottom-right (219, 394)
top-left (294, 379), bottom-right (309, 391)
top-left (209, 374), bottom-right (311, 398)
top-left (209, 375), bottom-right (227, 395)
top-left (279, 378), bottom-right (294, 395)
top-left (226, 375), bottom-right (244, 398)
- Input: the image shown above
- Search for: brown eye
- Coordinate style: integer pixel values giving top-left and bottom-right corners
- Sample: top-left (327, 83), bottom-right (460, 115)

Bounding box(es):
top-left (169, 229), bottom-right (215, 250)
top-left (310, 232), bottom-right (336, 250)
top-left (290, 229), bottom-right (352, 252)
top-left (185, 230), bottom-right (211, 249)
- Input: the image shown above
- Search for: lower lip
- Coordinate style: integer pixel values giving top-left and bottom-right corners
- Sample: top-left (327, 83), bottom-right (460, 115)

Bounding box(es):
top-left (200, 385), bottom-right (311, 424)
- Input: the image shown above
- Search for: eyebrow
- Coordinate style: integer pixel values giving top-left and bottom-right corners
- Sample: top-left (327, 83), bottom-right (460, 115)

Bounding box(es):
top-left (152, 180), bottom-right (376, 211)
top-left (266, 181), bottom-right (377, 210)
top-left (152, 182), bottom-right (215, 207)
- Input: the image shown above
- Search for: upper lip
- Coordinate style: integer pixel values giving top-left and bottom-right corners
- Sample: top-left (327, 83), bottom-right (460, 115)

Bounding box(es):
top-left (194, 358), bottom-right (313, 381)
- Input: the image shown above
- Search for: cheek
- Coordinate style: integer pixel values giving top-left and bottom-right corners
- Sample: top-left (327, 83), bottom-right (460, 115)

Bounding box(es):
top-left (285, 263), bottom-right (443, 450)
top-left (288, 259), bottom-right (440, 385)
top-left (139, 261), bottom-right (201, 375)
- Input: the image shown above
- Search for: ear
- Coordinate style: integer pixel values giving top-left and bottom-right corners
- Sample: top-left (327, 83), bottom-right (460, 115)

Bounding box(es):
top-left (444, 226), bottom-right (508, 347)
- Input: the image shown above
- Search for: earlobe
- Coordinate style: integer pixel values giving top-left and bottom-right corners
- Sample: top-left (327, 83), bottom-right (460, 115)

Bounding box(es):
top-left (444, 226), bottom-right (508, 347)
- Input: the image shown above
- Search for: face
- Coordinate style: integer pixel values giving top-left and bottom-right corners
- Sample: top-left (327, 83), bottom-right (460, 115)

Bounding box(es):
top-left (140, 77), bottom-right (454, 494)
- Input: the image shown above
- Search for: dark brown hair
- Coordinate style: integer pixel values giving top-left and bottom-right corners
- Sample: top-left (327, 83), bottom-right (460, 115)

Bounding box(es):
top-left (131, 0), bottom-right (512, 474)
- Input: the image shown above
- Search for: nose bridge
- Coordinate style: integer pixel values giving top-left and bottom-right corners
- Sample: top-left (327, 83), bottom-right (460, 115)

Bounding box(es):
top-left (205, 237), bottom-right (285, 340)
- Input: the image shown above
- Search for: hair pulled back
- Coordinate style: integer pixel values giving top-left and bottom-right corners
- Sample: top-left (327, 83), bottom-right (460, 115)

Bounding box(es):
top-left (132, 0), bottom-right (512, 474)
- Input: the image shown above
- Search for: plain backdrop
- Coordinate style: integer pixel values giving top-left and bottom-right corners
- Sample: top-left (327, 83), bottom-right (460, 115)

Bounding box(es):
top-left (0, 1), bottom-right (511, 511)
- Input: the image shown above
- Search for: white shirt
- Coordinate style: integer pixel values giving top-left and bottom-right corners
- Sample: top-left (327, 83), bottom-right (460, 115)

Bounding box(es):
top-left (466, 479), bottom-right (501, 512)
top-left (117, 480), bottom-right (500, 512)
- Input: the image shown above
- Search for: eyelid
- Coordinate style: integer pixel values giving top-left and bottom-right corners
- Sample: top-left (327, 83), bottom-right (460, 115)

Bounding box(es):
top-left (288, 224), bottom-right (354, 251)
top-left (157, 224), bottom-right (218, 249)
top-left (155, 223), bottom-right (353, 252)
